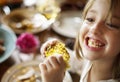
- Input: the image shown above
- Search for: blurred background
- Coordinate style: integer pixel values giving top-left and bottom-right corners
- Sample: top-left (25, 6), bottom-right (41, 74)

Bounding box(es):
top-left (0, 0), bottom-right (87, 12)
top-left (0, 0), bottom-right (87, 82)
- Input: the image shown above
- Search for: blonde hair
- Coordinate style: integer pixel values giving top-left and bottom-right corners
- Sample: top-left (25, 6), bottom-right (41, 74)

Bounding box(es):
top-left (74, 0), bottom-right (120, 80)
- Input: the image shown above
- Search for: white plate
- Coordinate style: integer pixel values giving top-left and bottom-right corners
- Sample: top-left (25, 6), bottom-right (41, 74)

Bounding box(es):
top-left (52, 10), bottom-right (82, 38)
top-left (1, 60), bottom-right (73, 82)
top-left (2, 8), bottom-right (55, 34)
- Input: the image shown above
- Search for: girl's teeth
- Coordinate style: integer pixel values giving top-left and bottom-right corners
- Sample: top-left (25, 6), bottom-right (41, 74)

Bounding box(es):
top-left (88, 39), bottom-right (104, 48)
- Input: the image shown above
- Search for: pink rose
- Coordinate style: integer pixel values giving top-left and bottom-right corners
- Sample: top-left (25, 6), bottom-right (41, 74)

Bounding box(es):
top-left (16, 33), bottom-right (39, 53)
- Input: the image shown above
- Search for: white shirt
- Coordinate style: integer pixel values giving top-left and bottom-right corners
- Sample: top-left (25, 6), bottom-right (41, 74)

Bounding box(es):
top-left (79, 60), bottom-right (118, 82)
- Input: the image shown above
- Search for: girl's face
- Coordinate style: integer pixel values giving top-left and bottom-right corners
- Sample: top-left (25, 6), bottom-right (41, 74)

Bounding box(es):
top-left (79, 0), bottom-right (120, 61)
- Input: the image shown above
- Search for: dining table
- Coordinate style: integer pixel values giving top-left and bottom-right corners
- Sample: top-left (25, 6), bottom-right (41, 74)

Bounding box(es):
top-left (0, 0), bottom-right (87, 81)
top-left (0, 27), bottom-right (80, 82)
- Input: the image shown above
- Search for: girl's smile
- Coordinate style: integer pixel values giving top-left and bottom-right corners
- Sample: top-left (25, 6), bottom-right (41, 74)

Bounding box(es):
top-left (85, 36), bottom-right (105, 51)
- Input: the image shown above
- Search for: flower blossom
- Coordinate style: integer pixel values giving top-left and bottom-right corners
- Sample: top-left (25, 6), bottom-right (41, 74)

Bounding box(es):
top-left (16, 33), bottom-right (39, 53)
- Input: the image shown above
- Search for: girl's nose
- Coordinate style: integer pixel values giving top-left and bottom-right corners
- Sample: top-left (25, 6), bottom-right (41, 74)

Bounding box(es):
top-left (89, 23), bottom-right (103, 35)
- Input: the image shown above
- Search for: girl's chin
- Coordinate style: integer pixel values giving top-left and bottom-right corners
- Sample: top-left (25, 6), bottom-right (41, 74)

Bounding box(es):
top-left (83, 55), bottom-right (98, 61)
top-left (82, 50), bottom-right (102, 61)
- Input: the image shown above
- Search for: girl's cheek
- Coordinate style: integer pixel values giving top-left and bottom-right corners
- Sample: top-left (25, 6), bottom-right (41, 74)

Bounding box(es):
top-left (79, 23), bottom-right (89, 42)
top-left (80, 23), bottom-right (88, 34)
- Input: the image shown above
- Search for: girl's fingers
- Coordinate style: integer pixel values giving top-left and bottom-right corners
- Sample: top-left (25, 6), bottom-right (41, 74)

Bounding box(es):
top-left (39, 55), bottom-right (60, 72)
top-left (57, 55), bottom-right (64, 63)
top-left (56, 55), bottom-right (66, 68)
top-left (44, 59), bottom-right (53, 70)
top-left (49, 56), bottom-right (60, 68)
top-left (39, 63), bottom-right (47, 72)
top-left (39, 55), bottom-right (66, 74)
top-left (49, 55), bottom-right (66, 69)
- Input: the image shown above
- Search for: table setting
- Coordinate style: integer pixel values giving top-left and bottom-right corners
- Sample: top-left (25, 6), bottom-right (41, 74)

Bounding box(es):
top-left (0, 0), bottom-right (87, 82)
top-left (1, 8), bottom-right (54, 34)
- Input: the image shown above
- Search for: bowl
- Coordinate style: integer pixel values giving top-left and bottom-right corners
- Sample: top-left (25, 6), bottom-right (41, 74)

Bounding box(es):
top-left (0, 25), bottom-right (17, 63)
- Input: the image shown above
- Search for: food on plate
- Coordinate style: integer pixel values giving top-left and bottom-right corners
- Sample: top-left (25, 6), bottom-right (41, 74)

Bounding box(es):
top-left (41, 39), bottom-right (70, 68)
top-left (0, 39), bottom-right (6, 55)
top-left (9, 19), bottom-right (34, 30)
top-left (9, 13), bottom-right (47, 29)
top-left (16, 68), bottom-right (36, 82)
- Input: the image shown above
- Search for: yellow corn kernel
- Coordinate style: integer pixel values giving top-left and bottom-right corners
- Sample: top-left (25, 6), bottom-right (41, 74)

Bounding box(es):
top-left (44, 41), bottom-right (70, 68)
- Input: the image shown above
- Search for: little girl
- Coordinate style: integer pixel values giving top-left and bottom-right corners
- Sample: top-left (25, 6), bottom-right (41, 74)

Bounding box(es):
top-left (39, 0), bottom-right (120, 82)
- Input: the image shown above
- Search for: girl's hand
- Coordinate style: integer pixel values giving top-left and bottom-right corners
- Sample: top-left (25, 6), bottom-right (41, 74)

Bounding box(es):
top-left (39, 55), bottom-right (66, 82)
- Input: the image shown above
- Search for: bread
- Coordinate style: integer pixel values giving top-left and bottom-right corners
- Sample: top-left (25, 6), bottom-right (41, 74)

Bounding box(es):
top-left (41, 39), bottom-right (70, 68)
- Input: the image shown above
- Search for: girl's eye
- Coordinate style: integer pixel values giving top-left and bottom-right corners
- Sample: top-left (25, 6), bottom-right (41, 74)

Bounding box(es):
top-left (106, 23), bottom-right (119, 29)
top-left (86, 18), bottom-right (94, 23)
